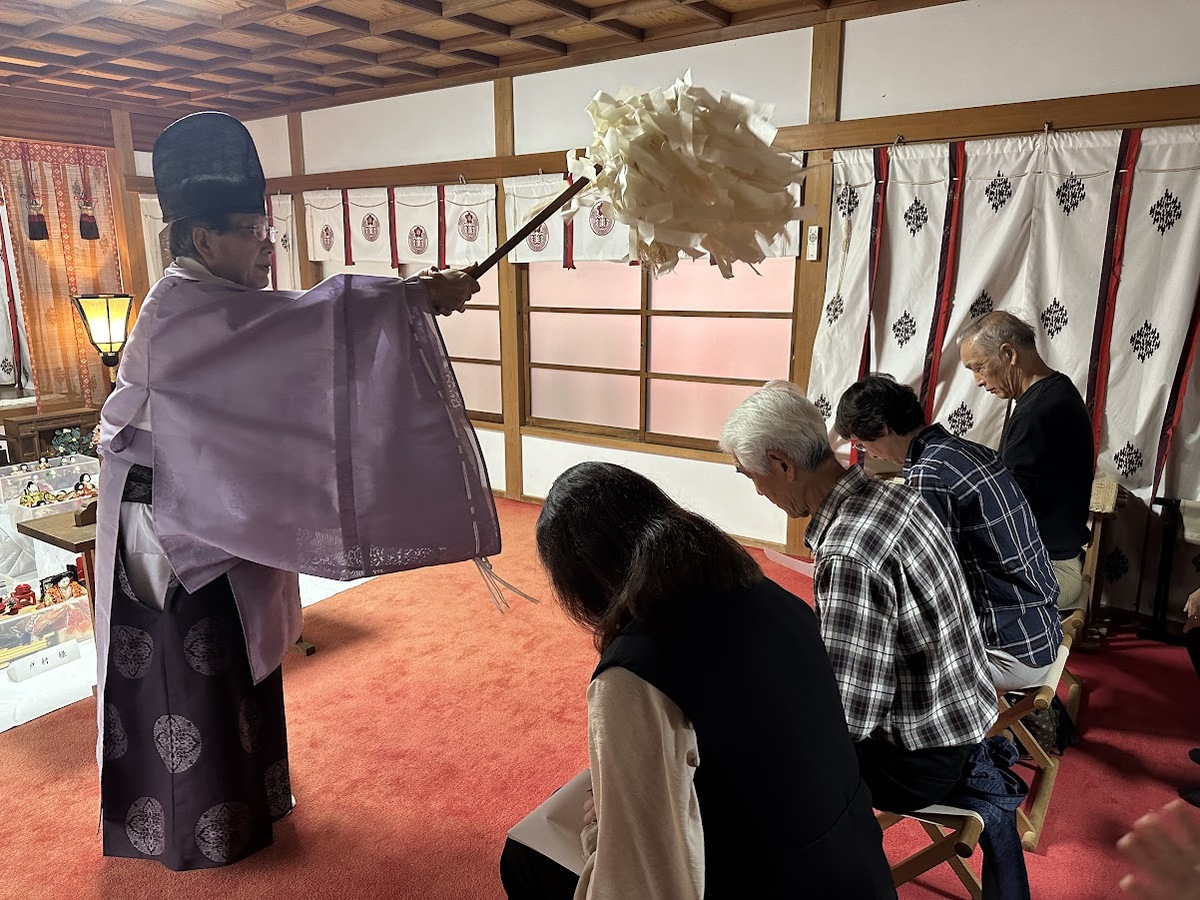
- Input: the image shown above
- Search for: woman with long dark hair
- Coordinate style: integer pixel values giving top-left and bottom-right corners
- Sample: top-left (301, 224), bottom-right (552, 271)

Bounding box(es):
top-left (500, 462), bottom-right (895, 899)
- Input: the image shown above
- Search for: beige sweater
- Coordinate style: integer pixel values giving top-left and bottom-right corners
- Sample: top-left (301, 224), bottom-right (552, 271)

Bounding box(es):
top-left (574, 667), bottom-right (705, 900)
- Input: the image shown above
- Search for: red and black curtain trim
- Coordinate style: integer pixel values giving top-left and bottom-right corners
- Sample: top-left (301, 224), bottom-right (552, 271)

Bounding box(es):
top-left (1087, 128), bottom-right (1142, 458)
top-left (920, 141), bottom-right (966, 419)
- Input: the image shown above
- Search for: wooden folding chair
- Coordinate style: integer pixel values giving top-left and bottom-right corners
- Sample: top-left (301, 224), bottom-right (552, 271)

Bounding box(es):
top-left (987, 617), bottom-right (1082, 850)
top-left (1076, 478), bottom-right (1127, 649)
top-left (877, 805), bottom-right (984, 899)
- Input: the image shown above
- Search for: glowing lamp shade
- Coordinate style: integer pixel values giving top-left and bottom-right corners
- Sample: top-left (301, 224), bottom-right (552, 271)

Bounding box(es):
top-left (72, 293), bottom-right (132, 369)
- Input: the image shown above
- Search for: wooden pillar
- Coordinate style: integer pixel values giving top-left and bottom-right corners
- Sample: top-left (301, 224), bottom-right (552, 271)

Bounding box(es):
top-left (786, 20), bottom-right (842, 556)
top-left (108, 111), bottom-right (150, 317)
top-left (287, 112), bottom-right (322, 290)
top-left (493, 77), bottom-right (525, 500)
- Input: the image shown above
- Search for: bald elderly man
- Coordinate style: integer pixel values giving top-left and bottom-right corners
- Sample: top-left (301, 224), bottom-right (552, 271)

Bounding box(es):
top-left (959, 311), bottom-right (1093, 611)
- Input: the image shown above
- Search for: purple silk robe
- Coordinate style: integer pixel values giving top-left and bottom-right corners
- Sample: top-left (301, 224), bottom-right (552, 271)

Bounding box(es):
top-left (96, 264), bottom-right (500, 767)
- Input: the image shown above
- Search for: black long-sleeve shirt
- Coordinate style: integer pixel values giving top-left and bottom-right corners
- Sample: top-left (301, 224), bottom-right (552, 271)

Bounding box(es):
top-left (999, 372), bottom-right (1093, 559)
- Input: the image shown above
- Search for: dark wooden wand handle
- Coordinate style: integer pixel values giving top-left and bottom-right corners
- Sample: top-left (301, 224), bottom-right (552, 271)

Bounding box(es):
top-left (470, 175), bottom-right (593, 277)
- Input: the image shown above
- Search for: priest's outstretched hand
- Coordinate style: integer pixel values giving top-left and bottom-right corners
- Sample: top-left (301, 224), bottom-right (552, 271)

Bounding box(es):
top-left (418, 266), bottom-right (480, 316)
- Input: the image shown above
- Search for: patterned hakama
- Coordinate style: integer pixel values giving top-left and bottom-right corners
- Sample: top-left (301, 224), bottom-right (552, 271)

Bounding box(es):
top-left (100, 551), bottom-right (291, 870)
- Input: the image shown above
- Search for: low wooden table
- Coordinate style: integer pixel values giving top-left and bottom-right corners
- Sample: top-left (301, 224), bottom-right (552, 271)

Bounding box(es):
top-left (15, 510), bottom-right (97, 622)
top-left (13, 509), bottom-right (316, 657)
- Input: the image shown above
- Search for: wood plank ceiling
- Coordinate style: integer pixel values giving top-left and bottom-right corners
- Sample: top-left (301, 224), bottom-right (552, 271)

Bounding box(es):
top-left (0, 0), bottom-right (961, 124)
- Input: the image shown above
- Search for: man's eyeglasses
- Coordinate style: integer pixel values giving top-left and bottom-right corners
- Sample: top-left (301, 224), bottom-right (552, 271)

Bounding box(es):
top-left (235, 224), bottom-right (278, 243)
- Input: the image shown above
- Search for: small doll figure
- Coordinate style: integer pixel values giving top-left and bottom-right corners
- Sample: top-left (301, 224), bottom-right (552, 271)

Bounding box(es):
top-left (19, 480), bottom-right (41, 508)
top-left (36, 457), bottom-right (50, 470)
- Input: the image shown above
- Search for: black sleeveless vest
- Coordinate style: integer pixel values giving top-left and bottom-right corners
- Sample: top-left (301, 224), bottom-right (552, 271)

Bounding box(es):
top-left (594, 579), bottom-right (895, 899)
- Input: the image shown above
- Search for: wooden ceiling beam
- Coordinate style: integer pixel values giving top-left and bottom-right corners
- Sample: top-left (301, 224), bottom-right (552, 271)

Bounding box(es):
top-left (439, 0), bottom-right (511, 14)
top-left (0, 82), bottom-right (212, 119)
top-left (295, 6), bottom-right (373, 34)
top-left (678, 0), bottom-right (733, 25)
top-left (236, 22), bottom-right (310, 48)
top-left (138, 1), bottom-right (226, 28)
top-left (522, 0), bottom-right (645, 40)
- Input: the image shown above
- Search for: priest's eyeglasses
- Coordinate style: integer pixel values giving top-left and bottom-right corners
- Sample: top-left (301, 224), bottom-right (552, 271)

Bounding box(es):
top-left (236, 224), bottom-right (278, 243)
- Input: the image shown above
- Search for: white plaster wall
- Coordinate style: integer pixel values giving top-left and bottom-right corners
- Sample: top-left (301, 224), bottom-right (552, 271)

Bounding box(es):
top-left (244, 115), bottom-right (292, 179)
top-left (476, 427), bottom-right (506, 493)
top-left (522, 436), bottom-right (788, 545)
top-left (842, 0), bottom-right (1200, 120)
top-left (301, 83), bottom-right (496, 174)
top-left (133, 150), bottom-right (152, 177)
top-left (512, 29), bottom-right (813, 155)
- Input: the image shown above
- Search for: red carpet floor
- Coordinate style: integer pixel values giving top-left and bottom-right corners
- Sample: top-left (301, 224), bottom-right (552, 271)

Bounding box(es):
top-left (0, 497), bottom-right (1195, 899)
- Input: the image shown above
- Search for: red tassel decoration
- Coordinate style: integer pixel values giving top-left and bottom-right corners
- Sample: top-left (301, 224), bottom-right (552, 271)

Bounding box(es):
top-left (20, 147), bottom-right (48, 242)
top-left (79, 202), bottom-right (99, 241)
top-left (26, 201), bottom-right (48, 241)
top-left (76, 150), bottom-right (99, 241)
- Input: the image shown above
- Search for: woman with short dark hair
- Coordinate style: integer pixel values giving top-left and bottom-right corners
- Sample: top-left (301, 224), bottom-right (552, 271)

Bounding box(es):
top-left (500, 461), bottom-right (895, 900)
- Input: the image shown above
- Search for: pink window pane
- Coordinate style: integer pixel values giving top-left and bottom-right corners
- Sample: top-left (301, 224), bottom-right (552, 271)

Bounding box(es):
top-left (648, 380), bottom-right (760, 441)
top-left (439, 309), bottom-right (500, 360)
top-left (530, 312), bottom-right (641, 370)
top-left (531, 369), bottom-right (640, 429)
top-left (451, 362), bottom-right (502, 414)
top-left (650, 317), bottom-right (790, 381)
top-left (649, 257), bottom-right (795, 312)
top-left (529, 261), bottom-right (641, 309)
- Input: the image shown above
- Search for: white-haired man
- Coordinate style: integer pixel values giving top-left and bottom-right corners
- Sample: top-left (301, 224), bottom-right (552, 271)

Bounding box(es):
top-left (720, 381), bottom-right (997, 814)
top-left (960, 311), bottom-right (1093, 610)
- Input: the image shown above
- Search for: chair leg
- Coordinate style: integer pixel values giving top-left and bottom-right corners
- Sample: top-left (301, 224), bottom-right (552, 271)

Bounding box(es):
top-left (890, 830), bottom-right (961, 888)
top-left (1062, 667), bottom-right (1083, 723)
top-left (920, 822), bottom-right (982, 900)
top-left (1022, 758), bottom-right (1061, 851)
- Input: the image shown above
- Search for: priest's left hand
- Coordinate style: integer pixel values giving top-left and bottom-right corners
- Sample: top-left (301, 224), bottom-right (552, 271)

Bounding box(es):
top-left (418, 265), bottom-right (480, 316)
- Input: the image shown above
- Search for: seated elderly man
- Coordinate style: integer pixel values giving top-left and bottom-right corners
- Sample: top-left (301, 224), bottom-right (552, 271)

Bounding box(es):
top-left (721, 381), bottom-right (996, 814)
top-left (960, 311), bottom-right (1094, 610)
top-left (835, 374), bottom-right (1063, 693)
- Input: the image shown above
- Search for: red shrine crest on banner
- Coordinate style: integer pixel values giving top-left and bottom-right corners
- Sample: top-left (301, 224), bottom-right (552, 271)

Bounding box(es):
top-left (362, 213), bottom-right (381, 242)
top-left (526, 222), bottom-right (549, 252)
top-left (458, 211), bottom-right (479, 242)
top-left (589, 201), bottom-right (614, 236)
top-left (409, 225), bottom-right (428, 255)
top-left (320, 224), bottom-right (335, 252)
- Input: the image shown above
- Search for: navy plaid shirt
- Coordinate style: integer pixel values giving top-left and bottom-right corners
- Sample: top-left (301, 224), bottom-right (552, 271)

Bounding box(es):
top-left (807, 465), bottom-right (997, 751)
top-left (906, 425), bottom-right (1062, 667)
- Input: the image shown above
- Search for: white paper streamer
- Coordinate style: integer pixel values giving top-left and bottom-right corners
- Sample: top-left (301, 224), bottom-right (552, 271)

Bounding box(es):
top-left (567, 71), bottom-right (808, 278)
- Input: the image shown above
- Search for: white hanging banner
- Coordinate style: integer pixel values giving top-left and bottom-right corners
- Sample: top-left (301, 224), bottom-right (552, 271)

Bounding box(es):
top-left (1097, 126), bottom-right (1200, 491)
top-left (267, 194), bottom-right (303, 291)
top-left (138, 194), bottom-right (171, 285)
top-left (392, 186), bottom-right (439, 267)
top-left (570, 196), bottom-right (631, 262)
top-left (872, 142), bottom-right (951, 393)
top-left (0, 203), bottom-right (27, 388)
top-left (806, 148), bottom-right (878, 459)
top-left (443, 183), bottom-right (497, 267)
top-left (503, 174), bottom-right (567, 265)
top-left (930, 136), bottom-right (1040, 446)
top-left (346, 188), bottom-right (391, 264)
top-left (1097, 125), bottom-right (1200, 610)
top-left (1025, 130), bottom-right (1121, 398)
top-left (303, 190), bottom-right (344, 263)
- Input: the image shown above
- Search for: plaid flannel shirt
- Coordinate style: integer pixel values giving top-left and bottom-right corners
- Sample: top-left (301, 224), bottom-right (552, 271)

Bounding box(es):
top-left (807, 466), bottom-right (997, 751)
top-left (905, 425), bottom-right (1062, 667)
